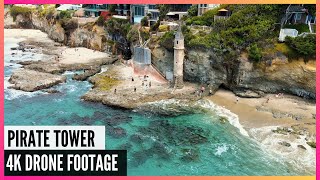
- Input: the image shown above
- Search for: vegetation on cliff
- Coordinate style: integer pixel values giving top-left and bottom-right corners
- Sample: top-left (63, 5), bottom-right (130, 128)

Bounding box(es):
top-left (285, 34), bottom-right (316, 58)
top-left (183, 4), bottom-right (315, 61)
top-left (9, 5), bottom-right (34, 21)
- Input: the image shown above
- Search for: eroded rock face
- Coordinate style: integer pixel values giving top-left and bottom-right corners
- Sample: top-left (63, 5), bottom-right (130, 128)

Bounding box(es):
top-left (151, 47), bottom-right (316, 99)
top-left (9, 69), bottom-right (66, 92)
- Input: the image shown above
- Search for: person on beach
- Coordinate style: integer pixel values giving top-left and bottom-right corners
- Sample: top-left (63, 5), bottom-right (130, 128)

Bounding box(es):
top-left (201, 86), bottom-right (205, 93)
top-left (236, 97), bottom-right (239, 104)
top-left (132, 77), bottom-right (134, 82)
top-left (266, 97), bottom-right (270, 103)
top-left (134, 87), bottom-right (136, 92)
top-left (149, 81), bottom-right (152, 88)
top-left (142, 81), bottom-right (144, 86)
top-left (114, 89), bottom-right (117, 94)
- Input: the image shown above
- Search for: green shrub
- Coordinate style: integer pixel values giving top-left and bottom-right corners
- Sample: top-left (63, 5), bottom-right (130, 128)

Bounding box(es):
top-left (38, 5), bottom-right (56, 19)
top-left (248, 43), bottom-right (262, 62)
top-left (10, 6), bottom-right (34, 21)
top-left (141, 16), bottom-right (148, 26)
top-left (58, 10), bottom-right (72, 20)
top-left (150, 20), bottom-right (160, 31)
top-left (187, 5), bottom-right (198, 17)
top-left (160, 31), bottom-right (175, 51)
top-left (105, 18), bottom-right (131, 37)
top-left (158, 25), bottom-right (169, 32)
top-left (96, 16), bottom-right (105, 26)
top-left (285, 34), bottom-right (316, 57)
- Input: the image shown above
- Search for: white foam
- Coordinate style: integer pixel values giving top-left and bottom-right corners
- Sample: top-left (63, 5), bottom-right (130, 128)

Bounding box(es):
top-left (249, 126), bottom-right (316, 174)
top-left (4, 77), bottom-right (43, 100)
top-left (196, 100), bottom-right (249, 137)
top-left (214, 143), bottom-right (229, 156)
top-left (146, 99), bottom-right (249, 137)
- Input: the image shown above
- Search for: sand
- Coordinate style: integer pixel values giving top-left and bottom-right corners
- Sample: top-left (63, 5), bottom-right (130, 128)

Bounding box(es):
top-left (207, 89), bottom-right (315, 133)
top-left (5, 29), bottom-right (111, 65)
top-left (207, 89), bottom-right (316, 174)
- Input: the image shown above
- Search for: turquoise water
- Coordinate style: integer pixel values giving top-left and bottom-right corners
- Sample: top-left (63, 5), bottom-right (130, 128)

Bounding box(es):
top-left (4, 37), bottom-right (305, 176)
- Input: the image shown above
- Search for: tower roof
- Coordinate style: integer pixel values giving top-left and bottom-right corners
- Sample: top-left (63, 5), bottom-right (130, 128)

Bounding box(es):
top-left (175, 25), bottom-right (184, 40)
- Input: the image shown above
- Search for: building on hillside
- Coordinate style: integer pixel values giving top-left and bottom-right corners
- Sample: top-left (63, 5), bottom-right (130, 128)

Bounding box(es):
top-left (57, 4), bottom-right (82, 11)
top-left (282, 5), bottom-right (316, 25)
top-left (83, 4), bottom-right (109, 17)
top-left (166, 4), bottom-right (192, 20)
top-left (198, 4), bottom-right (219, 16)
top-left (131, 4), bottom-right (160, 26)
top-left (213, 8), bottom-right (231, 21)
top-left (112, 4), bottom-right (130, 20)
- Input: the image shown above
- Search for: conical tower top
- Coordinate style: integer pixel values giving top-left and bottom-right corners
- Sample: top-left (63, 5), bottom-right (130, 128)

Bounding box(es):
top-left (175, 23), bottom-right (184, 40)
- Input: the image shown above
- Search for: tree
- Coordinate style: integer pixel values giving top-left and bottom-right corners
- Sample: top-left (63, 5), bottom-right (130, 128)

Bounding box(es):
top-left (188, 5), bottom-right (198, 17)
top-left (96, 16), bottom-right (105, 26)
top-left (141, 16), bottom-right (148, 26)
top-left (108, 4), bottom-right (117, 14)
top-left (285, 34), bottom-right (316, 57)
top-left (157, 4), bottom-right (170, 20)
top-left (248, 43), bottom-right (262, 62)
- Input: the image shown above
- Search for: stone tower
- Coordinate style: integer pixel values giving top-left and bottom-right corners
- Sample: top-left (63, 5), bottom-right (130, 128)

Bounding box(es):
top-left (173, 25), bottom-right (184, 89)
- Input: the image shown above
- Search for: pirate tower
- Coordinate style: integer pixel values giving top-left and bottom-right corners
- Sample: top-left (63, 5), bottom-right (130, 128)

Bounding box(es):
top-left (173, 25), bottom-right (184, 88)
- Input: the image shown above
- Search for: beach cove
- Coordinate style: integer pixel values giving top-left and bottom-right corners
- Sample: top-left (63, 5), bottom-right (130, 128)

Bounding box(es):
top-left (4, 28), bottom-right (316, 175)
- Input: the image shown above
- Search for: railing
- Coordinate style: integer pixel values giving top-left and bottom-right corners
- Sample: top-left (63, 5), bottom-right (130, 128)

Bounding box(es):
top-left (214, 15), bottom-right (229, 21)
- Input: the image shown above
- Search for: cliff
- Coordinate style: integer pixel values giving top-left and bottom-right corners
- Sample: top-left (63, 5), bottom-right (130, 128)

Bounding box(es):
top-left (151, 47), bottom-right (315, 99)
top-left (6, 11), bottom-right (315, 99)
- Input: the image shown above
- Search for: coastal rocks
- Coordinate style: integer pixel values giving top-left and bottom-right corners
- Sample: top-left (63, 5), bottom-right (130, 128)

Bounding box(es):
top-left (297, 145), bottom-right (307, 150)
top-left (72, 66), bottom-right (101, 81)
top-left (180, 148), bottom-right (200, 162)
top-left (139, 120), bottom-right (209, 146)
top-left (151, 45), bottom-right (315, 99)
top-left (278, 141), bottom-right (291, 147)
top-left (9, 69), bottom-right (66, 92)
top-left (15, 14), bottom-right (33, 29)
top-left (24, 61), bottom-right (65, 74)
top-left (233, 89), bottom-right (263, 98)
top-left (42, 89), bottom-right (60, 94)
top-left (256, 106), bottom-right (307, 121)
top-left (184, 49), bottom-right (227, 90)
top-left (306, 141), bottom-right (316, 148)
top-left (106, 126), bottom-right (127, 139)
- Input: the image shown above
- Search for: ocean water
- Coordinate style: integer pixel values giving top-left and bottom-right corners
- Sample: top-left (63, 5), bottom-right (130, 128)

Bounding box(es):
top-left (4, 37), bottom-right (308, 176)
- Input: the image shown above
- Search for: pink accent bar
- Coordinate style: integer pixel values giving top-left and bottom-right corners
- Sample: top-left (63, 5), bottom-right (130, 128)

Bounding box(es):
top-left (3, 0), bottom-right (317, 4)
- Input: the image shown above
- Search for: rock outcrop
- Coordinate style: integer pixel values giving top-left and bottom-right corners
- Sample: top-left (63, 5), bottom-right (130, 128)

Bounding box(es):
top-left (9, 69), bottom-right (66, 92)
top-left (151, 47), bottom-right (316, 99)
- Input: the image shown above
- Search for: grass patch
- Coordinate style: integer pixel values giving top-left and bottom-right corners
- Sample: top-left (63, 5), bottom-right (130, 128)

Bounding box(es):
top-left (274, 42), bottom-right (300, 60)
top-left (94, 75), bottom-right (120, 91)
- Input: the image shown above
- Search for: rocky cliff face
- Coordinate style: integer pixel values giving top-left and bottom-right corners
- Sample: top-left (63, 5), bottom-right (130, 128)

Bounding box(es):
top-left (7, 13), bottom-right (315, 99)
top-left (10, 13), bottom-right (106, 51)
top-left (151, 47), bottom-right (316, 99)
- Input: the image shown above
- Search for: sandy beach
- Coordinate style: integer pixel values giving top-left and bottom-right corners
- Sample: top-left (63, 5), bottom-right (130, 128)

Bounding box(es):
top-left (207, 89), bottom-right (316, 174)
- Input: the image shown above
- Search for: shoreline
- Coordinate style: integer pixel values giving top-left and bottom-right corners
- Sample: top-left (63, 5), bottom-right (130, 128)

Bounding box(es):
top-left (206, 89), bottom-right (316, 174)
